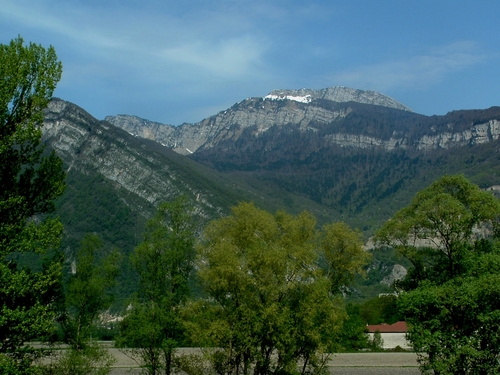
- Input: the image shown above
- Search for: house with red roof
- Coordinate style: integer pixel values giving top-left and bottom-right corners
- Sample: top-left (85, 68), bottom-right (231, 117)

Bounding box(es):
top-left (366, 321), bottom-right (410, 349)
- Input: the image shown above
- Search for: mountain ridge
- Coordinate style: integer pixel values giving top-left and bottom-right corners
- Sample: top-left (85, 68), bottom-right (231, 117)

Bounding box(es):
top-left (264, 86), bottom-right (412, 111)
top-left (105, 86), bottom-right (412, 155)
top-left (42, 92), bottom-right (500, 301)
top-left (105, 86), bottom-right (500, 158)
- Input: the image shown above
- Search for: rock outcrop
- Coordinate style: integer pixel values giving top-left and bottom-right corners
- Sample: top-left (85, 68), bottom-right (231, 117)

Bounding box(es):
top-left (265, 86), bottom-right (412, 111)
top-left (43, 99), bottom-right (223, 219)
top-left (105, 86), bottom-right (500, 156)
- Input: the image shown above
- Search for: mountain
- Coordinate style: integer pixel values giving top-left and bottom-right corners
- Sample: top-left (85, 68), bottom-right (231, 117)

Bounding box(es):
top-left (43, 87), bottom-right (500, 301)
top-left (42, 98), bottom-right (336, 250)
top-left (105, 86), bottom-right (412, 155)
top-left (106, 86), bottom-right (499, 156)
top-left (42, 98), bottom-right (344, 303)
top-left (105, 86), bottom-right (500, 231)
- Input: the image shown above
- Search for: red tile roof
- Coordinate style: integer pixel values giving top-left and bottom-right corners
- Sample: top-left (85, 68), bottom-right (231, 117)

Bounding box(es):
top-left (367, 321), bottom-right (407, 333)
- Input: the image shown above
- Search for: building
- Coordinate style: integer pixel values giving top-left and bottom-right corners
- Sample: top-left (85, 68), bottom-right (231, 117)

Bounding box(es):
top-left (366, 321), bottom-right (410, 349)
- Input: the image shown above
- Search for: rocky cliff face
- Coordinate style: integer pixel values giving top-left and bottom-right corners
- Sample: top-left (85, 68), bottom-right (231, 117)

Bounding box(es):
top-left (264, 86), bottom-right (412, 111)
top-left (105, 86), bottom-right (500, 156)
top-left (324, 119), bottom-right (500, 151)
top-left (43, 99), bottom-right (222, 219)
top-left (106, 90), bottom-right (361, 155)
top-left (106, 86), bottom-right (411, 154)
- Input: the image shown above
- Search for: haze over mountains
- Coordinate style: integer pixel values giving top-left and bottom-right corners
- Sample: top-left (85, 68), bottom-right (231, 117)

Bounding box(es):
top-left (43, 86), bottom-right (500, 299)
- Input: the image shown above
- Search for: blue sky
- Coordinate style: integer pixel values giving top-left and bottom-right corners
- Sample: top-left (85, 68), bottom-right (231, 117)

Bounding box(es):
top-left (1, 1), bottom-right (499, 124)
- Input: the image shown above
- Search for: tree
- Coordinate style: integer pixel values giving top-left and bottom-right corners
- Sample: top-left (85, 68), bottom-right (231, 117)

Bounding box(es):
top-left (375, 175), bottom-right (500, 374)
top-left (0, 36), bottom-right (64, 373)
top-left (320, 222), bottom-right (370, 294)
top-left (192, 202), bottom-right (369, 375)
top-left (46, 234), bottom-right (120, 375)
top-left (376, 175), bottom-right (500, 286)
top-left (118, 196), bottom-right (196, 375)
top-left (359, 295), bottom-right (401, 325)
top-left (60, 234), bottom-right (120, 349)
top-left (396, 245), bottom-right (500, 375)
top-left (335, 304), bottom-right (370, 352)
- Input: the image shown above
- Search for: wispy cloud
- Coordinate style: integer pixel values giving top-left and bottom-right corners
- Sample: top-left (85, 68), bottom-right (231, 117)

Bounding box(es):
top-left (331, 41), bottom-right (485, 91)
top-left (2, 0), bottom-right (273, 85)
top-left (158, 36), bottom-right (268, 78)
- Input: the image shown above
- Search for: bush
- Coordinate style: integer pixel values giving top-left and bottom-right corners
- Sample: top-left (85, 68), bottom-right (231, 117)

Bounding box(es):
top-left (41, 344), bottom-right (115, 375)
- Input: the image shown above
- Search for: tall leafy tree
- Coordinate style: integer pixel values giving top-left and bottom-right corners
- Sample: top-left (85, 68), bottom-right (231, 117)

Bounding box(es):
top-left (320, 221), bottom-right (370, 294)
top-left (45, 235), bottom-right (120, 375)
top-left (0, 36), bottom-right (64, 373)
top-left (376, 174), bottom-right (500, 286)
top-left (376, 175), bottom-right (500, 374)
top-left (118, 196), bottom-right (196, 375)
top-left (193, 202), bottom-right (368, 375)
top-left (60, 234), bottom-right (121, 349)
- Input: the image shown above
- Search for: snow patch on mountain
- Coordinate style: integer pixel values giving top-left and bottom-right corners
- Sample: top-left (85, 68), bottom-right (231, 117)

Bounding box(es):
top-left (264, 94), bottom-right (312, 104)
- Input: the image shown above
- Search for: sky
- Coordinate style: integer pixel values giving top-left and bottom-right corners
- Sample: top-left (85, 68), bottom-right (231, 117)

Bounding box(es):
top-left (1, 1), bottom-right (499, 125)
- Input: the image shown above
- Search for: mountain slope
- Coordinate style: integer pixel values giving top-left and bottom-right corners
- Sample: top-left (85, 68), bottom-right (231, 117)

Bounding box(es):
top-left (43, 89), bottom-right (500, 302)
top-left (43, 99), bottom-right (338, 249)
top-left (105, 87), bottom-right (500, 232)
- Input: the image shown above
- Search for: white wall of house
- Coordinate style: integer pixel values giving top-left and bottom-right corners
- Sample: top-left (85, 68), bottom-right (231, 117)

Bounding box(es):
top-left (368, 332), bottom-right (411, 350)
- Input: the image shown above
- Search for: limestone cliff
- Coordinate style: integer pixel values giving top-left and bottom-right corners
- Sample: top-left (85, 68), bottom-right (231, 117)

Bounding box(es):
top-left (105, 86), bottom-right (500, 156)
top-left (43, 99), bottom-right (226, 220)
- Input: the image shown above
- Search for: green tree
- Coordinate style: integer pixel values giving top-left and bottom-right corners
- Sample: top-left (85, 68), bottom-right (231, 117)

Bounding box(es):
top-left (118, 196), bottom-right (196, 375)
top-left (47, 235), bottom-right (119, 375)
top-left (376, 175), bottom-right (500, 374)
top-left (376, 174), bottom-right (500, 286)
top-left (370, 331), bottom-right (384, 352)
top-left (192, 202), bottom-right (368, 375)
top-left (60, 234), bottom-right (120, 349)
top-left (335, 304), bottom-right (369, 351)
top-left (397, 245), bottom-right (500, 375)
top-left (359, 295), bottom-right (401, 325)
top-left (320, 222), bottom-right (370, 294)
top-left (0, 36), bottom-right (64, 373)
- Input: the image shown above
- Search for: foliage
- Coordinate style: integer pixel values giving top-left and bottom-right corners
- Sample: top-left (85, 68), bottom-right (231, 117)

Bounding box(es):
top-left (369, 331), bottom-right (384, 352)
top-left (334, 304), bottom-right (369, 351)
top-left (0, 36), bottom-right (64, 373)
top-left (58, 234), bottom-right (120, 350)
top-left (56, 170), bottom-right (145, 257)
top-left (0, 36), bottom-right (64, 250)
top-left (320, 222), bottom-right (370, 293)
top-left (399, 247), bottom-right (500, 374)
top-left (376, 174), bottom-right (500, 286)
top-left (192, 202), bottom-right (369, 375)
top-left (117, 196), bottom-right (196, 375)
top-left (41, 343), bottom-right (116, 375)
top-left (173, 352), bottom-right (215, 375)
top-left (55, 169), bottom-right (148, 309)
top-left (359, 295), bottom-right (401, 325)
top-left (41, 235), bottom-right (121, 375)
top-left (376, 175), bottom-right (500, 374)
